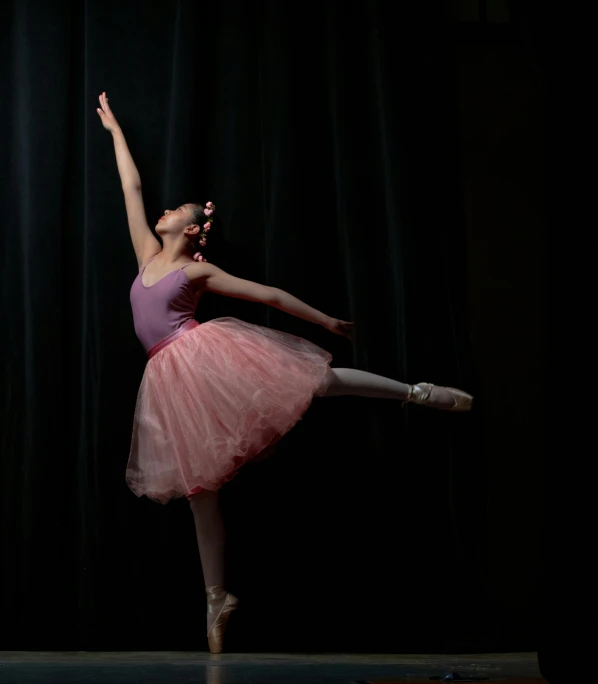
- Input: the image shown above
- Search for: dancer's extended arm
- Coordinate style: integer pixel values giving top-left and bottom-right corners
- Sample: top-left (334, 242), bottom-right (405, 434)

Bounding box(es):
top-left (96, 92), bottom-right (160, 267)
top-left (186, 262), bottom-right (354, 340)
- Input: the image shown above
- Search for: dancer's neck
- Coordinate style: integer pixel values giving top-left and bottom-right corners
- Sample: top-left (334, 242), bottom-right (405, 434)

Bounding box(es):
top-left (158, 235), bottom-right (190, 263)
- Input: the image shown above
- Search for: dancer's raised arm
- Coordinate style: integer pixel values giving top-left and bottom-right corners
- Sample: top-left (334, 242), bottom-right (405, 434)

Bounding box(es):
top-left (97, 92), bottom-right (160, 267)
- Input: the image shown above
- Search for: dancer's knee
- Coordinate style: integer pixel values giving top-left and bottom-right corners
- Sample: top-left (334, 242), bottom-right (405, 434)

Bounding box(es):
top-left (321, 367), bottom-right (347, 397)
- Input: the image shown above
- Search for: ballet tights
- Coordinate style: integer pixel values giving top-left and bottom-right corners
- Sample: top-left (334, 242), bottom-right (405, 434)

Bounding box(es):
top-left (321, 367), bottom-right (456, 409)
top-left (188, 490), bottom-right (227, 632)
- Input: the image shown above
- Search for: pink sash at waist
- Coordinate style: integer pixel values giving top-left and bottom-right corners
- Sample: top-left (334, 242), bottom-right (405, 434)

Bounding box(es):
top-left (147, 319), bottom-right (200, 359)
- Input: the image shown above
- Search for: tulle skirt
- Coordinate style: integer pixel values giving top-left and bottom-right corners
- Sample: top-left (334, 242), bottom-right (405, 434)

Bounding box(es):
top-left (126, 317), bottom-right (334, 504)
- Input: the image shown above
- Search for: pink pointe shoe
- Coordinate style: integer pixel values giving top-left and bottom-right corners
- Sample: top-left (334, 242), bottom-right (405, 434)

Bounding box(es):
top-left (403, 382), bottom-right (473, 412)
top-left (206, 585), bottom-right (239, 654)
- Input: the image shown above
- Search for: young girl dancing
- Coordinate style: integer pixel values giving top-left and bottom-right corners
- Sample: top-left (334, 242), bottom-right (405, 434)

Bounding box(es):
top-left (97, 92), bottom-right (472, 654)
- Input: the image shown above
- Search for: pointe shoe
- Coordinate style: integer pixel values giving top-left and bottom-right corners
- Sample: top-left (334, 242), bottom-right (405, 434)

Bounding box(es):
top-left (403, 382), bottom-right (473, 412)
top-left (206, 584), bottom-right (239, 654)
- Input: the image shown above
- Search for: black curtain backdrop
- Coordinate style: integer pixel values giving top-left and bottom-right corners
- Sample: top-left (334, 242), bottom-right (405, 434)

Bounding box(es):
top-left (0, 0), bottom-right (542, 654)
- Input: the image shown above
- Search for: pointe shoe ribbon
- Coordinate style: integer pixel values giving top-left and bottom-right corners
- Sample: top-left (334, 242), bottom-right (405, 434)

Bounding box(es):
top-left (403, 382), bottom-right (473, 412)
top-left (206, 584), bottom-right (239, 654)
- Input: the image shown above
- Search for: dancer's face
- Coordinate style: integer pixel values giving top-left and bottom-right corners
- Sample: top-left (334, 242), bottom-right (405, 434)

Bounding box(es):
top-left (156, 204), bottom-right (200, 239)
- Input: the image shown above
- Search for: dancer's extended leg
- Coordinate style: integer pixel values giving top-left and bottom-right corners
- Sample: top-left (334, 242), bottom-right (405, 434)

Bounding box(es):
top-left (322, 367), bottom-right (470, 410)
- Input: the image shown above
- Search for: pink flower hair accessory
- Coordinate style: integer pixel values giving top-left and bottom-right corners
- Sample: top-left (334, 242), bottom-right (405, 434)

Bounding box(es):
top-left (191, 200), bottom-right (216, 259)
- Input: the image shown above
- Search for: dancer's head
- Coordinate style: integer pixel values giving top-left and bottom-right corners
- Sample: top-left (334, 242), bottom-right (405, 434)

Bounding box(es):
top-left (156, 203), bottom-right (213, 260)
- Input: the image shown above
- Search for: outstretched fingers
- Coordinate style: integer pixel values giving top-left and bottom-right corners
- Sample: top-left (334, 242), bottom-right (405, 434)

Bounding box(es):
top-left (341, 321), bottom-right (355, 341)
top-left (98, 91), bottom-right (111, 114)
top-left (96, 92), bottom-right (121, 134)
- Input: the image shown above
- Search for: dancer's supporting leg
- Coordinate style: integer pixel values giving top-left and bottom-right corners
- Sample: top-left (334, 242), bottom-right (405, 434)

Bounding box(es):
top-left (322, 367), bottom-right (471, 410)
top-left (188, 490), bottom-right (227, 632)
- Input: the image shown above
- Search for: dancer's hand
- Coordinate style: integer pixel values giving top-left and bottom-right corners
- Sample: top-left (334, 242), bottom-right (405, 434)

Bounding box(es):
top-left (96, 92), bottom-right (121, 134)
top-left (326, 318), bottom-right (355, 342)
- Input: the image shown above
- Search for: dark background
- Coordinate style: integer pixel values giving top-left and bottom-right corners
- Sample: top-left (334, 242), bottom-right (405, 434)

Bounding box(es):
top-left (0, 0), bottom-right (543, 653)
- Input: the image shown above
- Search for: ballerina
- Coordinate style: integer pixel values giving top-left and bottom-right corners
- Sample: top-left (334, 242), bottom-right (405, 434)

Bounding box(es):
top-left (97, 91), bottom-right (472, 653)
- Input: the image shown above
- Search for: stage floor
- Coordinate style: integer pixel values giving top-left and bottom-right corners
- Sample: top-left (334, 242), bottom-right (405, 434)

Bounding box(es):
top-left (0, 651), bottom-right (544, 683)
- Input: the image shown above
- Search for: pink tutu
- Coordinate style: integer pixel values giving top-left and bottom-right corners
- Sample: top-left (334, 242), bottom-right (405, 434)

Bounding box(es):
top-left (126, 317), bottom-right (333, 504)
